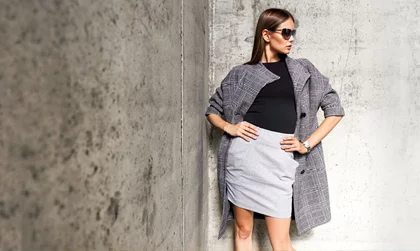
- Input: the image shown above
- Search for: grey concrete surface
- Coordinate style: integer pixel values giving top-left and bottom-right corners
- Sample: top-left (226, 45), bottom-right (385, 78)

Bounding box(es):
top-left (1, 0), bottom-right (207, 251)
top-left (3, 0), bottom-right (420, 250)
top-left (207, 0), bottom-right (420, 250)
top-left (183, 0), bottom-right (208, 250)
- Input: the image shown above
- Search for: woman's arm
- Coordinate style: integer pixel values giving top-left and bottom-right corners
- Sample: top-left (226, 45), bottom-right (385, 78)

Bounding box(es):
top-left (206, 113), bottom-right (230, 132)
top-left (307, 115), bottom-right (342, 148)
top-left (281, 59), bottom-right (345, 154)
top-left (206, 114), bottom-right (259, 141)
top-left (281, 116), bottom-right (343, 154)
top-left (307, 116), bottom-right (343, 149)
top-left (205, 66), bottom-right (259, 141)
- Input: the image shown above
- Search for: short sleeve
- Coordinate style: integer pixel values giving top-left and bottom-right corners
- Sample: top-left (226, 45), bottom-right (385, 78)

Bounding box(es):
top-left (204, 67), bottom-right (238, 117)
top-left (320, 79), bottom-right (345, 117)
top-left (299, 58), bottom-right (345, 118)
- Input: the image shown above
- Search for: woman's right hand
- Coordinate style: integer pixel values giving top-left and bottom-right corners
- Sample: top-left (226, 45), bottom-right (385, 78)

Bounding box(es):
top-left (224, 121), bottom-right (259, 141)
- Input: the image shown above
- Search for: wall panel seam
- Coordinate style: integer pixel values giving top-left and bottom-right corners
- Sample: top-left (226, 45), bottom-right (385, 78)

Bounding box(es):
top-left (181, 0), bottom-right (185, 250)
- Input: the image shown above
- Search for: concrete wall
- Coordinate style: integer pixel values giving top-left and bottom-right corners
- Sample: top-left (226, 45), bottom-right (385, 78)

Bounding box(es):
top-left (1, 0), bottom-right (207, 250)
top-left (3, 0), bottom-right (420, 250)
top-left (207, 0), bottom-right (420, 250)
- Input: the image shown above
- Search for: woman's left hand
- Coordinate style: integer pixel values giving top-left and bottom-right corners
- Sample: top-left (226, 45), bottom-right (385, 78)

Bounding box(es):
top-left (280, 137), bottom-right (308, 154)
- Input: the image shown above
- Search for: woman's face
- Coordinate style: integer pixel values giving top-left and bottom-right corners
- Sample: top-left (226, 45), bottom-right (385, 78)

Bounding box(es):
top-left (264, 17), bottom-right (295, 54)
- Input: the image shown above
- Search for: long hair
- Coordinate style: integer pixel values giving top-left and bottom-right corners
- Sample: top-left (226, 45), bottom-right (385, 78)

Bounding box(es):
top-left (245, 8), bottom-right (295, 65)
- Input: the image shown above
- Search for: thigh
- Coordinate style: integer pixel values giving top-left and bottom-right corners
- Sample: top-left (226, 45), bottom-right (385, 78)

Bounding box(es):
top-left (232, 204), bottom-right (254, 232)
top-left (265, 216), bottom-right (291, 245)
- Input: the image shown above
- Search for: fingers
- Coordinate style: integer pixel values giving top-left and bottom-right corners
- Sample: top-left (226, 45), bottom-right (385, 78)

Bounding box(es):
top-left (241, 122), bottom-right (259, 136)
top-left (280, 137), bottom-right (300, 152)
top-left (240, 131), bottom-right (256, 141)
top-left (283, 146), bottom-right (298, 152)
top-left (280, 136), bottom-right (297, 145)
top-left (237, 122), bottom-right (259, 141)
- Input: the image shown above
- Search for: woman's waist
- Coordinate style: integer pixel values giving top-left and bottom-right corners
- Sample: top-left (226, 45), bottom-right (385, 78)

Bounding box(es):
top-left (243, 121), bottom-right (294, 146)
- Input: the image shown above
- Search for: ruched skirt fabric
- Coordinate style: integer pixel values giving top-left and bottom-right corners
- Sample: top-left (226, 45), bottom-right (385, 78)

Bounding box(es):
top-left (226, 125), bottom-right (299, 218)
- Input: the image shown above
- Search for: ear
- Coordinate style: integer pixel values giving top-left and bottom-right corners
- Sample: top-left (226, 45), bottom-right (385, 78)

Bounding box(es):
top-left (261, 29), bottom-right (271, 43)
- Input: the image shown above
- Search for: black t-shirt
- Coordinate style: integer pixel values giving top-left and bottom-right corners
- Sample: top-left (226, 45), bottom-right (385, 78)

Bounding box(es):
top-left (243, 55), bottom-right (297, 133)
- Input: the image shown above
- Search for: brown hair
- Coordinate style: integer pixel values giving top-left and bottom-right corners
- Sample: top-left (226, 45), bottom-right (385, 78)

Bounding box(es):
top-left (245, 8), bottom-right (295, 65)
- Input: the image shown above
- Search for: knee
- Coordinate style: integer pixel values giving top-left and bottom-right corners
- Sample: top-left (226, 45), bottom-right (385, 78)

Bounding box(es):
top-left (235, 225), bottom-right (252, 240)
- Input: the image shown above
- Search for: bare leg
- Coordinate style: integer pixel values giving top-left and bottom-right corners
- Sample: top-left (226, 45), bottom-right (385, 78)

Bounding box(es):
top-left (264, 216), bottom-right (295, 251)
top-left (232, 204), bottom-right (254, 251)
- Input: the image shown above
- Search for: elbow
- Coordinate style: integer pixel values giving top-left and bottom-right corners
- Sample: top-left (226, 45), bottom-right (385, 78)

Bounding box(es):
top-left (322, 104), bottom-right (345, 119)
top-left (324, 115), bottom-right (344, 126)
top-left (332, 115), bottom-right (343, 122)
top-left (205, 106), bottom-right (223, 118)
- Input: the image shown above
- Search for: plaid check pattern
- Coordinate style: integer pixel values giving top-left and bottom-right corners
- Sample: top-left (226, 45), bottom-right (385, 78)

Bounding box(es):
top-left (205, 56), bottom-right (345, 239)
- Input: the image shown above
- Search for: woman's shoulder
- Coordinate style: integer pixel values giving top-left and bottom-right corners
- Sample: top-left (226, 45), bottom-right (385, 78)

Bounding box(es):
top-left (293, 57), bottom-right (325, 77)
top-left (229, 63), bottom-right (254, 73)
top-left (294, 57), bottom-right (315, 70)
top-left (222, 64), bottom-right (254, 80)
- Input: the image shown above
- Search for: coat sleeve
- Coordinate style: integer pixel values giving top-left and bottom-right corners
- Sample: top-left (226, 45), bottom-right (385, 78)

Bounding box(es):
top-left (204, 67), bottom-right (237, 117)
top-left (300, 58), bottom-right (345, 118)
top-left (320, 79), bottom-right (345, 117)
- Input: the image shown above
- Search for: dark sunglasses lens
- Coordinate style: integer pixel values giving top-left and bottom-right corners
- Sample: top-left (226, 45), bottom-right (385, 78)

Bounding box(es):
top-left (282, 28), bottom-right (292, 38)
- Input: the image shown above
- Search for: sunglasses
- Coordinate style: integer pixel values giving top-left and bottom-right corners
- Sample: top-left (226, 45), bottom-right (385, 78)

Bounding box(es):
top-left (271, 28), bottom-right (296, 40)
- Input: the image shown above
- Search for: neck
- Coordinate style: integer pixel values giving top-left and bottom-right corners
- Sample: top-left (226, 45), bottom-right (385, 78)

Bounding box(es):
top-left (263, 44), bottom-right (285, 62)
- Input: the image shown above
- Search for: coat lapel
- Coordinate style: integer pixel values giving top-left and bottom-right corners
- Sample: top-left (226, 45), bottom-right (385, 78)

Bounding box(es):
top-left (285, 56), bottom-right (310, 96)
top-left (243, 56), bottom-right (311, 120)
top-left (253, 62), bottom-right (280, 89)
top-left (252, 56), bottom-right (310, 97)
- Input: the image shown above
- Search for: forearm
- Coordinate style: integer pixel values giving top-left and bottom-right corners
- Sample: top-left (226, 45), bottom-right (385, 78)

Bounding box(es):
top-left (305, 116), bottom-right (343, 148)
top-left (206, 113), bottom-right (231, 132)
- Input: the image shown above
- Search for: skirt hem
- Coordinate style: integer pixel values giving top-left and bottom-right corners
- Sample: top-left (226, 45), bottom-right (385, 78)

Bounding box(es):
top-left (228, 198), bottom-right (292, 219)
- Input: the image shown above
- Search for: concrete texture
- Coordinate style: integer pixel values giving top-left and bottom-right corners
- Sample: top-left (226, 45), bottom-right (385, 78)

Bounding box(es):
top-left (1, 0), bottom-right (207, 250)
top-left (183, 0), bottom-right (209, 250)
top-left (207, 0), bottom-right (420, 250)
top-left (3, 0), bottom-right (420, 250)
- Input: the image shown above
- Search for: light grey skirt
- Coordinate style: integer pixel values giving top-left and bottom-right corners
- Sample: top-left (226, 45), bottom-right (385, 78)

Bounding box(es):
top-left (226, 125), bottom-right (299, 218)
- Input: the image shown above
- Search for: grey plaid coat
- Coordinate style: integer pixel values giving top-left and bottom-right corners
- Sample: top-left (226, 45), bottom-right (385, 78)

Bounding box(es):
top-left (205, 55), bottom-right (345, 240)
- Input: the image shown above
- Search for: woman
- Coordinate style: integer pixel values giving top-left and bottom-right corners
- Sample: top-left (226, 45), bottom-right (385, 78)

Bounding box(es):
top-left (205, 8), bottom-right (345, 251)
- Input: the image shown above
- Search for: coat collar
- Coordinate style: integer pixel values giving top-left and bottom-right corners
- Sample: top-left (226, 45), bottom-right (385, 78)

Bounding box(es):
top-left (250, 55), bottom-right (311, 95)
top-left (285, 56), bottom-right (311, 94)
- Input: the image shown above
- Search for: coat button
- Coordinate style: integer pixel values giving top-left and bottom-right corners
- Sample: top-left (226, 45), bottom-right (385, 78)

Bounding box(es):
top-left (300, 170), bottom-right (305, 174)
top-left (300, 112), bottom-right (306, 118)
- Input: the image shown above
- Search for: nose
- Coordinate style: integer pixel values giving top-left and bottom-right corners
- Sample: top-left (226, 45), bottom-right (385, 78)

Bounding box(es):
top-left (289, 35), bottom-right (295, 42)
